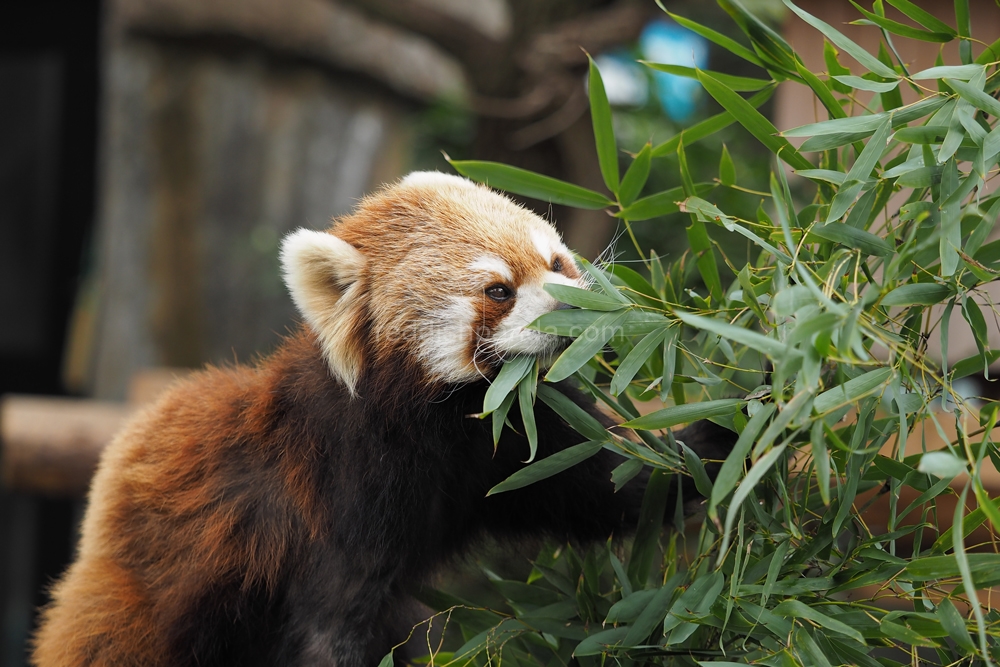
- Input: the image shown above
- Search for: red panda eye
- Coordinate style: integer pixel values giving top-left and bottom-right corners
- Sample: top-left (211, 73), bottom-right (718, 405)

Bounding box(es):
top-left (485, 284), bottom-right (513, 302)
top-left (552, 257), bottom-right (563, 273)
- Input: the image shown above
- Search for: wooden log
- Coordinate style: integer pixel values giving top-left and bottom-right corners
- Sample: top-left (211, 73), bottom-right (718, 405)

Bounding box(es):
top-left (0, 396), bottom-right (133, 497)
top-left (0, 368), bottom-right (188, 496)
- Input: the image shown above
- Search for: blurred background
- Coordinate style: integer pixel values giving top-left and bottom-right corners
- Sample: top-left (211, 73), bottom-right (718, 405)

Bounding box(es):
top-left (2, 0), bottom-right (998, 664)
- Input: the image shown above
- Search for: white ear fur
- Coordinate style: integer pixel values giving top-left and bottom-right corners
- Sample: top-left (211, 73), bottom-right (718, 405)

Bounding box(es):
top-left (400, 171), bottom-right (474, 189)
top-left (280, 228), bottom-right (367, 394)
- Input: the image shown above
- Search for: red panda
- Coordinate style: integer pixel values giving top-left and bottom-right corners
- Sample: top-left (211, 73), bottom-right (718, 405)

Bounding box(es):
top-left (32, 172), bottom-right (733, 667)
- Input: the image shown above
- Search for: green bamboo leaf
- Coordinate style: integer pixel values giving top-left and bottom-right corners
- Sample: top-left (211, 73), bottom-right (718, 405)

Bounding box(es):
top-left (880, 620), bottom-right (940, 647)
top-left (773, 600), bottom-right (866, 644)
top-left (618, 143), bottom-right (651, 208)
top-left (545, 310), bottom-right (629, 383)
top-left (695, 69), bottom-right (813, 171)
top-left (537, 384), bottom-right (608, 442)
top-left (578, 256), bottom-right (628, 301)
top-left (572, 626), bottom-right (629, 657)
top-left (665, 11), bottom-right (764, 67)
top-left (449, 160), bottom-right (613, 209)
top-left (616, 184), bottom-right (713, 221)
top-left (529, 308), bottom-right (601, 336)
top-left (542, 284), bottom-right (626, 311)
top-left (621, 398), bottom-right (743, 430)
top-left (794, 169), bottom-right (846, 185)
top-left (588, 55), bottom-right (618, 195)
top-left (643, 62), bottom-right (771, 91)
top-left (811, 222), bottom-right (894, 256)
top-left (917, 451), bottom-right (967, 478)
top-left (611, 328), bottom-right (668, 396)
top-left (885, 0), bottom-right (957, 35)
top-left (785, 96), bottom-right (948, 137)
top-left (518, 370), bottom-right (538, 462)
top-left (719, 144), bottom-right (736, 186)
top-left (907, 554), bottom-right (1000, 581)
top-left (492, 388), bottom-right (516, 446)
top-left (483, 356), bottom-right (534, 414)
top-left (676, 310), bottom-right (790, 358)
top-left (782, 0), bottom-right (897, 79)
top-left (814, 367), bottom-right (893, 414)
top-left (947, 77), bottom-right (1000, 119)
top-left (826, 116), bottom-right (892, 222)
top-left (850, 3), bottom-right (953, 42)
top-left (952, 351), bottom-right (1000, 380)
top-left (681, 196), bottom-right (792, 262)
top-left (622, 583), bottom-right (674, 646)
top-left (487, 439), bottom-right (606, 495)
top-left (881, 283), bottom-right (955, 306)
top-left (801, 132), bottom-right (876, 152)
top-left (911, 64), bottom-right (984, 80)
top-left (936, 598), bottom-right (977, 653)
top-left (377, 652), bottom-right (394, 667)
top-left (894, 126), bottom-right (948, 144)
top-left (795, 58), bottom-right (848, 121)
top-left (652, 86), bottom-right (776, 157)
top-left (961, 296), bottom-right (989, 369)
top-left (833, 75), bottom-right (901, 93)
top-left (709, 402), bottom-right (777, 525)
top-left (628, 468), bottom-right (671, 586)
top-left (719, 0), bottom-right (797, 71)
top-left (724, 443), bottom-right (787, 542)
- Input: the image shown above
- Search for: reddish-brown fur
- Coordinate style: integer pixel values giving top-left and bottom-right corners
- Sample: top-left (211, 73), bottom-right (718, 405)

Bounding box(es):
top-left (33, 334), bottom-right (327, 666)
top-left (32, 175), bottom-right (733, 667)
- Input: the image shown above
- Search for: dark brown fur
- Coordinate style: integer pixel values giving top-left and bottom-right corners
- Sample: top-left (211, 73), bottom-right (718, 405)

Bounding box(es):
top-left (32, 327), bottom-right (731, 667)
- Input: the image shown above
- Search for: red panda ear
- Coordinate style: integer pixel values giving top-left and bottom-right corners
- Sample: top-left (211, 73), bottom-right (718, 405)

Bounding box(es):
top-left (280, 229), bottom-right (367, 395)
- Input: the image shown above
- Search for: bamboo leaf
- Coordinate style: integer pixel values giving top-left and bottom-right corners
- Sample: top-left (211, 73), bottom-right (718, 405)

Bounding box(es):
top-left (652, 86), bottom-right (776, 157)
top-left (449, 160), bottom-right (613, 209)
top-left (850, 3), bottom-right (953, 42)
top-left (709, 402), bottom-right (776, 525)
top-left (881, 283), bottom-right (955, 306)
top-left (545, 310), bottom-right (630, 383)
top-left (676, 310), bottom-right (790, 357)
top-left (543, 284), bottom-right (626, 311)
top-left (911, 64), bottom-right (984, 80)
top-left (885, 0), bottom-right (957, 35)
top-left (811, 222), bottom-right (894, 256)
top-left (814, 368), bottom-right (893, 414)
top-left (665, 11), bottom-right (764, 67)
top-left (643, 62), bottom-right (771, 91)
top-left (611, 328), bottom-right (668, 396)
top-left (618, 143), bottom-right (651, 208)
top-left (696, 69), bottom-right (813, 171)
top-left (488, 440), bottom-right (606, 495)
top-left (616, 184), bottom-right (713, 221)
top-left (782, 0), bottom-right (897, 79)
top-left (588, 55), bottom-right (618, 195)
top-left (773, 600), bottom-right (866, 644)
top-left (719, 144), bottom-right (736, 186)
top-left (833, 75), bottom-right (900, 93)
top-left (483, 356), bottom-right (534, 414)
top-left (537, 384), bottom-right (608, 442)
top-left (621, 398), bottom-right (743, 430)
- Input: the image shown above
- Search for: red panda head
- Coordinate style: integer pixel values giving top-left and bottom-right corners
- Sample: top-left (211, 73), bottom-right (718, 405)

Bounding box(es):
top-left (280, 172), bottom-right (585, 395)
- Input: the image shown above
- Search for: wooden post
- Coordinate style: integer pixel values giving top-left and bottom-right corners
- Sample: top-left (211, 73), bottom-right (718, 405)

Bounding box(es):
top-left (0, 396), bottom-right (131, 496)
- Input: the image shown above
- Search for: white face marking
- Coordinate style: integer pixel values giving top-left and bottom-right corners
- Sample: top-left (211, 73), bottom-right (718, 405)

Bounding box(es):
top-left (468, 254), bottom-right (514, 283)
top-left (416, 295), bottom-right (478, 383)
top-left (400, 171), bottom-right (474, 190)
top-left (530, 228), bottom-right (553, 264)
top-left (489, 270), bottom-right (585, 359)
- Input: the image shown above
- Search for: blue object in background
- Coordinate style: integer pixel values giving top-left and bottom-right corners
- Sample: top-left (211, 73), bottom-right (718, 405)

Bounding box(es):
top-left (640, 20), bottom-right (709, 122)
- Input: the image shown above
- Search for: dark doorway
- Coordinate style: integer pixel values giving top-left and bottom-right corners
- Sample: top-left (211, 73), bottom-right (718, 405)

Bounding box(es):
top-left (0, 2), bottom-right (101, 665)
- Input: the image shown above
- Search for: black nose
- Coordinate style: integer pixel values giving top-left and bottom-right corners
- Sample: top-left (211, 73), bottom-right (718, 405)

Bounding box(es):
top-left (555, 301), bottom-right (577, 310)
